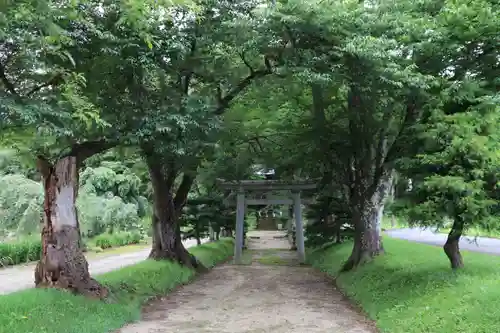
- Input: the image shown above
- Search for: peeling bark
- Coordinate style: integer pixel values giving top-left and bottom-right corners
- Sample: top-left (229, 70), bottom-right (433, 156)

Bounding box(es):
top-left (443, 220), bottom-right (464, 269)
top-left (341, 206), bottom-right (384, 271)
top-left (34, 156), bottom-right (107, 298)
top-left (342, 173), bottom-right (393, 272)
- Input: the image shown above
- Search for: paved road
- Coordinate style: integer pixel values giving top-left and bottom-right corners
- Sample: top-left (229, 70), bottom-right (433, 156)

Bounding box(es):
top-left (0, 238), bottom-right (207, 295)
top-left (386, 228), bottom-right (500, 255)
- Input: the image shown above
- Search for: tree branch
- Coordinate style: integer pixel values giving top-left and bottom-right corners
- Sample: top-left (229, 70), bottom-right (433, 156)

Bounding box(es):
top-left (0, 62), bottom-right (18, 96)
top-left (213, 56), bottom-right (273, 115)
top-left (165, 161), bottom-right (178, 191)
top-left (36, 156), bottom-right (53, 179)
top-left (239, 51), bottom-right (255, 75)
top-left (67, 140), bottom-right (117, 164)
top-left (182, 39), bottom-right (197, 95)
top-left (367, 95), bottom-right (420, 196)
top-left (174, 173), bottom-right (195, 212)
top-left (26, 73), bottom-right (64, 97)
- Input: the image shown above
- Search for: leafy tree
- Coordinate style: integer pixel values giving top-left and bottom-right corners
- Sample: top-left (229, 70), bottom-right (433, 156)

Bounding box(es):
top-left (391, 0), bottom-right (500, 268)
top-left (1, 0), bottom-right (190, 296)
top-left (245, 0), bottom-right (434, 271)
top-left (133, 0), bottom-right (284, 270)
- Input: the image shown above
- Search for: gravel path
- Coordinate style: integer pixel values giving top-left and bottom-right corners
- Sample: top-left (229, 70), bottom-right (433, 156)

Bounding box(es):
top-left (0, 238), bottom-right (205, 295)
top-left (118, 231), bottom-right (376, 333)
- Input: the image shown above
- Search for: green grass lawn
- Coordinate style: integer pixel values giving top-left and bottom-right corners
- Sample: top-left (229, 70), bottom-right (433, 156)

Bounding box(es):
top-left (0, 239), bottom-right (234, 333)
top-left (308, 238), bottom-right (500, 333)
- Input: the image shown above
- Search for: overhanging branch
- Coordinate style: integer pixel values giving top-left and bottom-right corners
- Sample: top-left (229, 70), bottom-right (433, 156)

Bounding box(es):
top-left (26, 73), bottom-right (64, 97)
top-left (213, 56), bottom-right (273, 115)
top-left (67, 140), bottom-right (117, 163)
top-left (367, 95), bottom-right (420, 196)
top-left (174, 173), bottom-right (195, 212)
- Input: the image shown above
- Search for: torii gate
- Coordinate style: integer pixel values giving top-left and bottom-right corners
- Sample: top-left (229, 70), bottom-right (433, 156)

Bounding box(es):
top-left (217, 179), bottom-right (317, 264)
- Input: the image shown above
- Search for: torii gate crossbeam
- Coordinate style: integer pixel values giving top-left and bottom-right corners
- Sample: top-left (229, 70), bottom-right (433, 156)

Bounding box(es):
top-left (217, 179), bottom-right (317, 265)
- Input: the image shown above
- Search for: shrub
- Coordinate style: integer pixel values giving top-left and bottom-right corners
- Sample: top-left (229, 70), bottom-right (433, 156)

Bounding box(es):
top-left (0, 238), bottom-right (42, 266)
top-left (0, 238), bottom-right (234, 333)
top-left (0, 232), bottom-right (144, 266)
top-left (94, 232), bottom-right (144, 249)
top-left (77, 190), bottom-right (141, 237)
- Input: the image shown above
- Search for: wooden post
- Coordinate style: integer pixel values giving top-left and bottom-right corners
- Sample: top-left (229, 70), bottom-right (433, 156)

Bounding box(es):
top-left (234, 188), bottom-right (245, 264)
top-left (293, 191), bottom-right (305, 263)
top-left (208, 221), bottom-right (215, 241)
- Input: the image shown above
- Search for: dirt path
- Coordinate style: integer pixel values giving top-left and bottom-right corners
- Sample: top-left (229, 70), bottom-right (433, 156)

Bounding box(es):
top-left (118, 231), bottom-right (376, 333)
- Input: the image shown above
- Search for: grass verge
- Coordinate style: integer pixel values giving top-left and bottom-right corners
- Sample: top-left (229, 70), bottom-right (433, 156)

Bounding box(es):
top-left (0, 238), bottom-right (234, 333)
top-left (308, 237), bottom-right (500, 333)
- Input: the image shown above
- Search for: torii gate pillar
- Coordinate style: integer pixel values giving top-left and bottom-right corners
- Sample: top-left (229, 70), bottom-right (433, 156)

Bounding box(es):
top-left (293, 191), bottom-right (306, 263)
top-left (234, 189), bottom-right (245, 264)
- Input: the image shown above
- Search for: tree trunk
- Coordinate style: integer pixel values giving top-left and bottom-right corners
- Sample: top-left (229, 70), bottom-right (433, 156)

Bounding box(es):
top-left (149, 197), bottom-right (204, 271)
top-left (342, 173), bottom-right (393, 272)
top-left (146, 156), bottom-right (206, 272)
top-left (335, 222), bottom-right (342, 244)
top-left (443, 221), bottom-right (464, 269)
top-left (341, 209), bottom-right (384, 272)
top-left (208, 222), bottom-right (215, 241)
top-left (195, 222), bottom-right (201, 245)
top-left (34, 156), bottom-right (107, 298)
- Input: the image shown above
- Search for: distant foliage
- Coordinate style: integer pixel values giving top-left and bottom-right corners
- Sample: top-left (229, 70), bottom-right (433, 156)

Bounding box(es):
top-left (304, 194), bottom-right (354, 248)
top-left (0, 163), bottom-right (148, 238)
top-left (80, 166), bottom-right (148, 217)
top-left (180, 195), bottom-right (235, 240)
top-left (0, 174), bottom-right (43, 236)
top-left (93, 231), bottom-right (143, 249)
top-left (77, 188), bottom-right (142, 237)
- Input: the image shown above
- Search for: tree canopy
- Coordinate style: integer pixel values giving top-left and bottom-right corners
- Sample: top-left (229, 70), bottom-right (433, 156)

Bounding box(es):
top-left (0, 0), bottom-right (498, 296)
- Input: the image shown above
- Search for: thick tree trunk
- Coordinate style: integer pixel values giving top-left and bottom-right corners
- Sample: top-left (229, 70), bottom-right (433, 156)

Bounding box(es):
top-left (149, 190), bottom-right (202, 270)
top-left (146, 155), bottom-right (206, 272)
top-left (34, 156), bottom-right (107, 298)
top-left (342, 173), bottom-right (393, 272)
top-left (443, 221), bottom-right (464, 269)
top-left (341, 207), bottom-right (384, 271)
